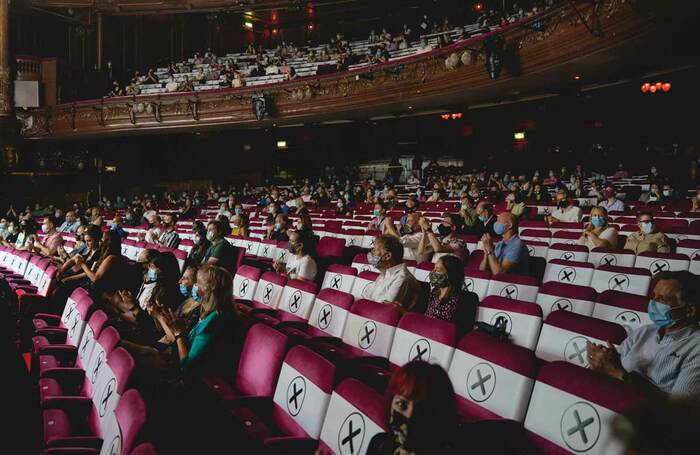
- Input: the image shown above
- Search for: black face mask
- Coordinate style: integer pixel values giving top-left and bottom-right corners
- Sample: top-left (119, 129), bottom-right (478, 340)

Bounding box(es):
top-left (389, 409), bottom-right (431, 452)
top-left (437, 224), bottom-right (452, 237)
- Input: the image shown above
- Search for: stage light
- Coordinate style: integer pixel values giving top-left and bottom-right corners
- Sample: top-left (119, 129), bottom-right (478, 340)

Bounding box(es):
top-left (514, 132), bottom-right (525, 140)
top-left (277, 140), bottom-right (288, 149)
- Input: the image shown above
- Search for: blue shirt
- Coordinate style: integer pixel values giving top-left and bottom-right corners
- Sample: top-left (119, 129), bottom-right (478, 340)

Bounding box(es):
top-left (494, 235), bottom-right (530, 276)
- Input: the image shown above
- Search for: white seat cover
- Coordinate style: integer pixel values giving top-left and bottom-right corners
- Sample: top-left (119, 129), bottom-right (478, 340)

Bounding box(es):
top-left (272, 362), bottom-right (331, 439)
top-left (278, 286), bottom-right (317, 320)
top-left (477, 307), bottom-right (542, 350)
top-left (535, 291), bottom-right (595, 319)
top-left (308, 298), bottom-right (350, 338)
top-left (319, 392), bottom-right (384, 455)
top-left (342, 313), bottom-right (396, 358)
top-left (448, 350), bottom-right (534, 422)
top-left (388, 327), bottom-right (455, 370)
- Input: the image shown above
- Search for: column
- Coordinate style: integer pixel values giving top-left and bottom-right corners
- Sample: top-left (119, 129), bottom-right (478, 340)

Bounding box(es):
top-left (96, 12), bottom-right (103, 70)
top-left (0, 0), bottom-right (11, 117)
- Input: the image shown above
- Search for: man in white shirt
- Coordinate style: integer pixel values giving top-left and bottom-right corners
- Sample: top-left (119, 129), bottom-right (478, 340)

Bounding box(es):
top-left (548, 188), bottom-right (582, 224)
top-left (361, 235), bottom-right (422, 313)
top-left (383, 212), bottom-right (432, 263)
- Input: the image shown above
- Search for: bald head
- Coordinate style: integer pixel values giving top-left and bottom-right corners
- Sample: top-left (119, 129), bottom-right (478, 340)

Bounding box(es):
top-left (497, 211), bottom-right (518, 234)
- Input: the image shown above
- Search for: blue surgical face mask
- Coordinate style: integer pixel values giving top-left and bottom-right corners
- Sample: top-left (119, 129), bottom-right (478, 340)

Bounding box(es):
top-left (591, 216), bottom-right (606, 227)
top-left (648, 299), bottom-right (684, 328)
top-left (191, 284), bottom-right (202, 303)
top-left (493, 221), bottom-right (507, 235)
top-left (147, 268), bottom-right (158, 282)
top-left (179, 283), bottom-right (190, 297)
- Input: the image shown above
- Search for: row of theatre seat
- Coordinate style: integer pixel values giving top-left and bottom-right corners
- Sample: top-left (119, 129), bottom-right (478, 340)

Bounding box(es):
top-left (33, 282), bottom-right (641, 454)
top-left (197, 309), bottom-right (643, 454)
top-left (0, 273), bottom-right (156, 455)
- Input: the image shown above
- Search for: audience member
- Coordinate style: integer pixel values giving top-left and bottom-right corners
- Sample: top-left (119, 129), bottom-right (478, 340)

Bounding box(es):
top-left (587, 271), bottom-right (700, 396)
top-left (548, 188), bottom-right (582, 224)
top-left (203, 220), bottom-right (238, 274)
top-left (420, 213), bottom-right (467, 261)
top-left (624, 211), bottom-right (671, 254)
top-left (578, 206), bottom-right (618, 249)
top-left (599, 185), bottom-right (625, 212)
top-left (32, 216), bottom-right (63, 257)
top-left (479, 212), bottom-right (530, 275)
top-left (384, 212), bottom-right (431, 263)
top-left (367, 361), bottom-right (460, 455)
top-left (273, 230), bottom-right (318, 281)
top-left (362, 235), bottom-right (422, 312)
top-left (425, 255), bottom-right (477, 332)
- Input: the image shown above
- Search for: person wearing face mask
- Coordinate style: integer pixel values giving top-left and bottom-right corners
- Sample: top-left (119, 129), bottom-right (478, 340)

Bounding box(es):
top-left (266, 213), bottom-right (289, 242)
top-left (272, 231), bottom-right (317, 281)
top-left (116, 252), bottom-right (184, 345)
top-left (109, 215), bottom-right (128, 239)
top-left (1, 220), bottom-right (19, 246)
top-left (368, 202), bottom-right (388, 231)
top-left (384, 212), bottom-right (432, 263)
top-left (202, 220), bottom-right (237, 274)
top-left (157, 264), bottom-right (242, 378)
top-left (578, 206), bottom-right (618, 250)
top-left (0, 217), bottom-right (9, 240)
top-left (187, 222), bottom-right (211, 267)
top-left (366, 361), bottom-right (460, 455)
top-left (419, 214), bottom-right (467, 262)
top-left (479, 212), bottom-right (530, 276)
top-left (399, 197), bottom-right (420, 226)
top-left (624, 212), bottom-right (670, 254)
top-left (32, 216), bottom-right (64, 258)
top-left (599, 185), bottom-right (625, 212)
top-left (424, 256), bottom-right (477, 330)
top-left (661, 183), bottom-right (678, 202)
top-left (548, 188), bottom-right (582, 224)
top-left (361, 235), bottom-right (422, 313)
top-left (474, 201), bottom-right (497, 237)
top-left (587, 271), bottom-right (700, 396)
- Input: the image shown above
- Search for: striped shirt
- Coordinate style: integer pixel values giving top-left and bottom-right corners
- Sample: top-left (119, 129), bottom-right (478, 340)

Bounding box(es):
top-left (158, 229), bottom-right (180, 249)
top-left (619, 324), bottom-right (700, 396)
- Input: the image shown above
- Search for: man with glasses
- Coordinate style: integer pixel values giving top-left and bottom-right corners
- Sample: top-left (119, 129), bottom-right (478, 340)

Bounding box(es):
top-left (624, 211), bottom-right (671, 254)
top-left (587, 271), bottom-right (700, 396)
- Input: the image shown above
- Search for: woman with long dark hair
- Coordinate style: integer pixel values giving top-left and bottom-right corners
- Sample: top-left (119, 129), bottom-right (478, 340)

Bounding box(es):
top-left (425, 255), bottom-right (477, 333)
top-left (367, 361), bottom-right (459, 454)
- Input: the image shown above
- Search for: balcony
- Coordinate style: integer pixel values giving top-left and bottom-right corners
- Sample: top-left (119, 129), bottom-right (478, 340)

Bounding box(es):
top-left (17, 0), bottom-right (677, 140)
